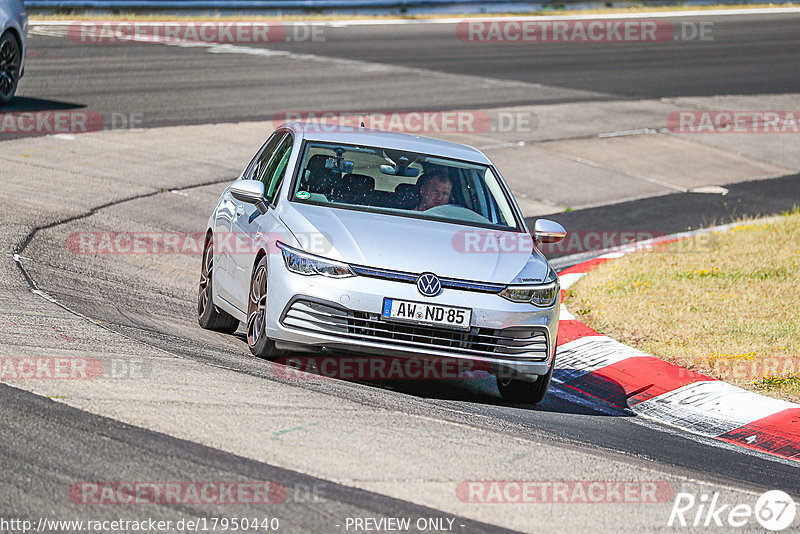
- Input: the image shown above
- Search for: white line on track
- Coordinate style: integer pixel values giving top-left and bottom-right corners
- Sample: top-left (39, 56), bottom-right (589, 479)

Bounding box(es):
top-left (597, 128), bottom-right (660, 138)
top-left (29, 7), bottom-right (800, 27)
top-left (29, 23), bottom-right (555, 90)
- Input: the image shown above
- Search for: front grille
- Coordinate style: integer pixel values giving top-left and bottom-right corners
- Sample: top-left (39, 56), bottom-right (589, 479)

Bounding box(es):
top-left (349, 265), bottom-right (506, 294)
top-left (281, 299), bottom-right (549, 362)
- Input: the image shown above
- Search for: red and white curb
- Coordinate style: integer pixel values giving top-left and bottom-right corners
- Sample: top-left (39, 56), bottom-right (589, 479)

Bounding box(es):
top-left (554, 228), bottom-right (800, 462)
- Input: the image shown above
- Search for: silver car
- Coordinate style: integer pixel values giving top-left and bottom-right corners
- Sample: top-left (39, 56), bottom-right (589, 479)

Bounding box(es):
top-left (0, 0), bottom-right (27, 105)
top-left (199, 123), bottom-right (566, 403)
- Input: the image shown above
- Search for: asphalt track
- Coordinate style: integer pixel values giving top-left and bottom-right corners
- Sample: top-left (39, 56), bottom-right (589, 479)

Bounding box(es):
top-left (543, 172), bottom-right (800, 260)
top-left (13, 13), bottom-right (800, 128)
top-left (0, 384), bottom-right (512, 534)
top-left (2, 11), bottom-right (800, 533)
top-left (14, 174), bottom-right (800, 491)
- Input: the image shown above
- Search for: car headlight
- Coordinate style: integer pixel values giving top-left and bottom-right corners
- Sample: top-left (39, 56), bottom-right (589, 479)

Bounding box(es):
top-left (276, 241), bottom-right (355, 278)
top-left (499, 280), bottom-right (559, 307)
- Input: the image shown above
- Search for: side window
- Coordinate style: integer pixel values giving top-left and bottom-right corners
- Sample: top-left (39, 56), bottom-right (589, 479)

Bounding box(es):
top-left (243, 132), bottom-right (283, 181)
top-left (259, 134), bottom-right (294, 204)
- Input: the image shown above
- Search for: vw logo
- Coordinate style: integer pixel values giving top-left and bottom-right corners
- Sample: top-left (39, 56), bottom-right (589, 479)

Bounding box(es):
top-left (417, 273), bottom-right (442, 297)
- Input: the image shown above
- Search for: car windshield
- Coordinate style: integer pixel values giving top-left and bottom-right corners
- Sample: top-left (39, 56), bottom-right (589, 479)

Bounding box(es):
top-left (290, 141), bottom-right (520, 231)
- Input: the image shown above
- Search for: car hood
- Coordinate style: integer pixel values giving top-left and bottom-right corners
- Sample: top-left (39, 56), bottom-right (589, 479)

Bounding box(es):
top-left (279, 203), bottom-right (551, 284)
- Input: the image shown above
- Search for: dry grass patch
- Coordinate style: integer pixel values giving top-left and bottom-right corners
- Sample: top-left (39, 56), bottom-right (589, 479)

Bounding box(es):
top-left (565, 209), bottom-right (800, 403)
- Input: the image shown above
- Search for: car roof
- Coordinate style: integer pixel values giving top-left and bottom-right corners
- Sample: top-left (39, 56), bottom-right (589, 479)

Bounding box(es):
top-left (278, 122), bottom-right (492, 165)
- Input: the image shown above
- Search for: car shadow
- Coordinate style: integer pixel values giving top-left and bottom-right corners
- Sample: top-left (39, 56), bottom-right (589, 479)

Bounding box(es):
top-left (1, 97), bottom-right (85, 112)
top-left (347, 373), bottom-right (633, 417)
top-left (0, 98), bottom-right (98, 140)
top-left (240, 334), bottom-right (636, 417)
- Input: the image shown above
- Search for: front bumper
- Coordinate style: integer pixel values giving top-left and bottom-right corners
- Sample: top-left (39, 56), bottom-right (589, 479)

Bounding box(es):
top-left (265, 256), bottom-right (559, 377)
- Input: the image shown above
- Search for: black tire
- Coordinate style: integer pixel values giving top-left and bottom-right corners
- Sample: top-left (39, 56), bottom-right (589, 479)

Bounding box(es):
top-left (0, 31), bottom-right (21, 106)
top-left (198, 233), bottom-right (239, 334)
top-left (246, 255), bottom-right (280, 359)
top-left (497, 355), bottom-right (555, 404)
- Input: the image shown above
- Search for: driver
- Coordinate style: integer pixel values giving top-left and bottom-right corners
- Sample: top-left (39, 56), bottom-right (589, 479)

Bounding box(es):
top-left (415, 171), bottom-right (452, 211)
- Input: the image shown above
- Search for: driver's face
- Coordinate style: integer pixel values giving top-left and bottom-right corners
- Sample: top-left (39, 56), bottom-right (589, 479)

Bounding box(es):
top-left (419, 178), bottom-right (452, 211)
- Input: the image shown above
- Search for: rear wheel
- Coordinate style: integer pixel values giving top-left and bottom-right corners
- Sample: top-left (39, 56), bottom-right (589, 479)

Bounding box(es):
top-left (497, 356), bottom-right (555, 404)
top-left (246, 255), bottom-right (280, 359)
top-left (0, 32), bottom-right (21, 105)
top-left (198, 234), bottom-right (239, 333)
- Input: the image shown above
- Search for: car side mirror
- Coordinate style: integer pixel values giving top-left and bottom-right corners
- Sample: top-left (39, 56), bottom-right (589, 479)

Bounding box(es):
top-left (533, 219), bottom-right (566, 244)
top-left (230, 180), bottom-right (269, 215)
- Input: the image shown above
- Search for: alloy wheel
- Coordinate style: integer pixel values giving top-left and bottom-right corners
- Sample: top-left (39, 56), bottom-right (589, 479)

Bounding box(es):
top-left (0, 35), bottom-right (21, 102)
top-left (197, 237), bottom-right (213, 318)
top-left (247, 264), bottom-right (267, 347)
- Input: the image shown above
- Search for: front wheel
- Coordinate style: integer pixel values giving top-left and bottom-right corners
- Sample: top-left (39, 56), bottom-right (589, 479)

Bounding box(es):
top-left (198, 234), bottom-right (239, 333)
top-left (246, 255), bottom-right (280, 359)
top-left (497, 356), bottom-right (555, 404)
top-left (0, 32), bottom-right (21, 106)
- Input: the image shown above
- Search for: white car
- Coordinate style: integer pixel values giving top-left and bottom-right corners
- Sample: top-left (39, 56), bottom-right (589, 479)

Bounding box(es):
top-left (199, 123), bottom-right (566, 403)
top-left (0, 0), bottom-right (27, 105)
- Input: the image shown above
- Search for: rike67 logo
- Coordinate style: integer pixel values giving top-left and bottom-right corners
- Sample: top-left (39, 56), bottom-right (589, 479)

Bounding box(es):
top-left (669, 490), bottom-right (796, 531)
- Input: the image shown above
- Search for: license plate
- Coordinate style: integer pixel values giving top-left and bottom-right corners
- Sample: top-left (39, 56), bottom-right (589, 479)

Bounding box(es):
top-left (381, 298), bottom-right (471, 330)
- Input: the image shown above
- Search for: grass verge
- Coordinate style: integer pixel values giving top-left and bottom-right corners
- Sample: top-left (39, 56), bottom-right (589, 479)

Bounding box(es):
top-left (29, 4), bottom-right (800, 22)
top-left (565, 208), bottom-right (800, 403)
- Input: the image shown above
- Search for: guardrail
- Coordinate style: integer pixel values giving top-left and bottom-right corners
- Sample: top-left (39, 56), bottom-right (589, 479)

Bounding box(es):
top-left (25, 0), bottom-right (785, 14)
top-left (25, 0), bottom-right (558, 8)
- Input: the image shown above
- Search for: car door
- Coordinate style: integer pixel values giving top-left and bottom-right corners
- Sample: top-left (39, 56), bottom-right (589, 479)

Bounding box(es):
top-left (212, 189), bottom-right (238, 306)
top-left (215, 132), bottom-right (284, 309)
top-left (229, 131), bottom-right (295, 310)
